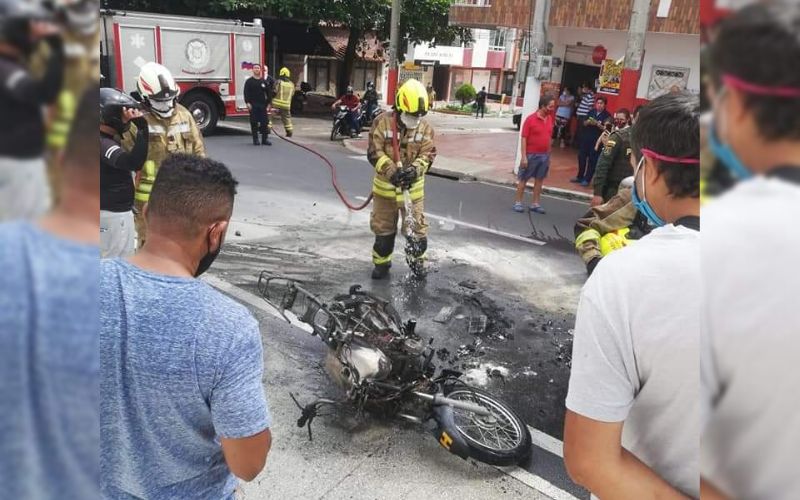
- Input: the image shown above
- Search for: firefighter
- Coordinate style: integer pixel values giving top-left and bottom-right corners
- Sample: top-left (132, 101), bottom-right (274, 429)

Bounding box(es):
top-left (367, 79), bottom-right (436, 280)
top-left (574, 177), bottom-right (651, 276)
top-left (273, 67), bottom-right (294, 137)
top-left (34, 0), bottom-right (101, 206)
top-left (123, 62), bottom-right (205, 250)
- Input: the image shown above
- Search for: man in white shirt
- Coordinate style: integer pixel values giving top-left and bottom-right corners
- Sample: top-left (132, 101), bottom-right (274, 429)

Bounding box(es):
top-left (564, 92), bottom-right (701, 500)
top-left (701, 4), bottom-right (800, 499)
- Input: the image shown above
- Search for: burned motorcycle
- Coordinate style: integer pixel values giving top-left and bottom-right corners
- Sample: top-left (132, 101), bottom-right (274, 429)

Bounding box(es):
top-left (257, 276), bottom-right (532, 466)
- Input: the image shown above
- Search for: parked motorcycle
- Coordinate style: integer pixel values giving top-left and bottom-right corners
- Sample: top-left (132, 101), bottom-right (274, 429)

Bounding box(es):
top-left (257, 275), bottom-right (533, 466)
top-left (361, 100), bottom-right (383, 129)
top-left (330, 104), bottom-right (363, 140)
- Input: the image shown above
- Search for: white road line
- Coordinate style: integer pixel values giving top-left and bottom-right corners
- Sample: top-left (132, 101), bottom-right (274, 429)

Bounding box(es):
top-left (202, 275), bottom-right (283, 321)
top-left (203, 274), bottom-right (578, 500)
top-left (497, 466), bottom-right (581, 500)
top-left (354, 196), bottom-right (546, 246)
top-left (528, 426), bottom-right (564, 458)
top-left (347, 155), bottom-right (368, 161)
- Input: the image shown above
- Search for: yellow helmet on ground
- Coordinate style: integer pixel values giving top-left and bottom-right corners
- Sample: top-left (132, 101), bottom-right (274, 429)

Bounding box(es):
top-left (396, 79), bottom-right (429, 116)
top-left (279, 67), bottom-right (290, 78)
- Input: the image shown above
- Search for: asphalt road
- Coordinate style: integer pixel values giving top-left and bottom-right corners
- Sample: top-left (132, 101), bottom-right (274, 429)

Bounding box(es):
top-left (203, 124), bottom-right (591, 500)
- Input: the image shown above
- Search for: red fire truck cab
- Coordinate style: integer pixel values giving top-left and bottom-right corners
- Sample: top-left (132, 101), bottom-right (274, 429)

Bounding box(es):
top-left (101, 10), bottom-right (265, 135)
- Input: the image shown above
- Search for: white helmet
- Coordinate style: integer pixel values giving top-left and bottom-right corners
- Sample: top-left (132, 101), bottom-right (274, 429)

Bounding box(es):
top-left (136, 62), bottom-right (180, 118)
top-left (619, 176), bottom-right (634, 191)
top-left (52, 0), bottom-right (100, 35)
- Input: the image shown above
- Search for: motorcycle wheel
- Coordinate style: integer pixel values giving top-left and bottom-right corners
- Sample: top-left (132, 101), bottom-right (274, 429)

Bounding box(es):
top-left (330, 123), bottom-right (338, 141)
top-left (443, 386), bottom-right (532, 466)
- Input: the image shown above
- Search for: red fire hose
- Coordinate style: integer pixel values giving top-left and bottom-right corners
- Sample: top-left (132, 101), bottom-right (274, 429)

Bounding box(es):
top-left (268, 109), bottom-right (402, 212)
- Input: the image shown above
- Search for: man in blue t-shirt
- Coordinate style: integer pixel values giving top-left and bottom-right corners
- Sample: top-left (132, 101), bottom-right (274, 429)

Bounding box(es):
top-left (573, 96), bottom-right (611, 187)
top-left (0, 88), bottom-right (100, 499)
top-left (101, 153), bottom-right (272, 499)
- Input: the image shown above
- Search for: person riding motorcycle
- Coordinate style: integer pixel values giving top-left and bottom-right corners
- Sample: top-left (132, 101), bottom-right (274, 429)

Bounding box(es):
top-left (273, 67), bottom-right (294, 137)
top-left (30, 0), bottom-right (101, 205)
top-left (122, 62), bottom-right (205, 249)
top-left (331, 85), bottom-right (361, 138)
top-left (362, 81), bottom-right (379, 126)
top-left (367, 79), bottom-right (436, 280)
top-left (574, 177), bottom-right (652, 276)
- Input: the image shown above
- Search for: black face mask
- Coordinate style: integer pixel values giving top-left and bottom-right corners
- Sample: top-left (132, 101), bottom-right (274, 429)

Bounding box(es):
top-left (194, 230), bottom-right (223, 277)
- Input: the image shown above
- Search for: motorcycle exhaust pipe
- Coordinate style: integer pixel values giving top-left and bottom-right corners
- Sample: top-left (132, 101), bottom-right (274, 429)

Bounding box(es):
top-left (412, 391), bottom-right (492, 417)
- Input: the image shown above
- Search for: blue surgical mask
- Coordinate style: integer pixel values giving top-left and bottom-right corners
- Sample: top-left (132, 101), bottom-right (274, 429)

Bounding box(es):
top-left (631, 156), bottom-right (666, 227)
top-left (709, 88), bottom-right (753, 180)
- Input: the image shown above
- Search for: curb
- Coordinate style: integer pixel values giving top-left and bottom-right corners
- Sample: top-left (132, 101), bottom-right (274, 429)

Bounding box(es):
top-left (341, 139), bottom-right (592, 203)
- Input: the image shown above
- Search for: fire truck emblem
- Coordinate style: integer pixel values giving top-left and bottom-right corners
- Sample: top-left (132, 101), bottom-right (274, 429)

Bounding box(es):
top-left (185, 38), bottom-right (211, 69)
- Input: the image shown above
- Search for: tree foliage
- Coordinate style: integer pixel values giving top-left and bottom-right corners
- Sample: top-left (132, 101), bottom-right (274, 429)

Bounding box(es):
top-left (455, 83), bottom-right (476, 105)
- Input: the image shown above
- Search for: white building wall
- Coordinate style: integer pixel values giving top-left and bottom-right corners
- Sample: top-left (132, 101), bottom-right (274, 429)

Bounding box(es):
top-left (471, 29), bottom-right (490, 68)
top-left (548, 27), bottom-right (700, 98)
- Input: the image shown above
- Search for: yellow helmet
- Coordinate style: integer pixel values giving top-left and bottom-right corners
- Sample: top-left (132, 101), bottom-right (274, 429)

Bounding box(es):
top-left (279, 67), bottom-right (290, 78)
top-left (395, 79), bottom-right (429, 116)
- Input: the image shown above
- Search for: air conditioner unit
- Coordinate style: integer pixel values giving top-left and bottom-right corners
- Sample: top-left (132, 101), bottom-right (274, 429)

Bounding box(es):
top-left (534, 55), bottom-right (553, 81)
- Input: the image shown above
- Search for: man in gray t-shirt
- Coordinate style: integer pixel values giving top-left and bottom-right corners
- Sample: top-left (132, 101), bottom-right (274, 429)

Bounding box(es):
top-left (564, 93), bottom-right (701, 499)
top-left (101, 153), bottom-right (272, 499)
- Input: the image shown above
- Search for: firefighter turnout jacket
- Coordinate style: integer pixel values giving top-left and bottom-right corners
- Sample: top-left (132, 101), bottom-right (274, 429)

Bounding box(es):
top-left (122, 104), bottom-right (206, 204)
top-left (573, 188), bottom-right (650, 269)
top-left (367, 111), bottom-right (436, 203)
top-left (273, 78), bottom-right (294, 110)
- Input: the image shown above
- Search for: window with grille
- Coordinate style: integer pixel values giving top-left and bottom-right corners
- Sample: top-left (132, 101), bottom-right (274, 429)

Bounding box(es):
top-left (352, 60), bottom-right (379, 92)
top-left (308, 58), bottom-right (331, 93)
top-left (488, 28), bottom-right (507, 51)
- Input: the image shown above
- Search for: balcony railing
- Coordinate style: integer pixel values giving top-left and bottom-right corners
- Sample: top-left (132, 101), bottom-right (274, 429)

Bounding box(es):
top-left (452, 0), bottom-right (492, 7)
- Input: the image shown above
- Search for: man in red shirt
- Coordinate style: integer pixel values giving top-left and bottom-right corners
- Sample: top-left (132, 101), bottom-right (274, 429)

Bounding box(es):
top-left (332, 86), bottom-right (362, 137)
top-left (514, 94), bottom-right (556, 214)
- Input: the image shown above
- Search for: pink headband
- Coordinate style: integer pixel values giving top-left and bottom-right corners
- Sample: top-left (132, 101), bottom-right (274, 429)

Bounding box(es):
top-left (641, 149), bottom-right (700, 164)
top-left (723, 74), bottom-right (800, 98)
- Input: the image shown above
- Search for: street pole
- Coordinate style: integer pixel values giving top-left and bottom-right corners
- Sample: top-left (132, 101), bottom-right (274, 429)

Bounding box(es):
top-left (617, 0), bottom-right (650, 110)
top-left (386, 0), bottom-right (401, 105)
top-left (514, 0), bottom-right (548, 172)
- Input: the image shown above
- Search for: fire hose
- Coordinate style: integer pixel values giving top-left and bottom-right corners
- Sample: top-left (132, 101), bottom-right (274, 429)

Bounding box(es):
top-left (267, 108), bottom-right (406, 214)
top-left (269, 116), bottom-right (373, 211)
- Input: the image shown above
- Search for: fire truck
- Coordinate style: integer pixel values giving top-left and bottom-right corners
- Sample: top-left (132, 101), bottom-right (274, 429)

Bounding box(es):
top-left (101, 10), bottom-right (265, 135)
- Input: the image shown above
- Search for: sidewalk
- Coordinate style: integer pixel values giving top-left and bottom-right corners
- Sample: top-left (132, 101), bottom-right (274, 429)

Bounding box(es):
top-left (343, 131), bottom-right (593, 202)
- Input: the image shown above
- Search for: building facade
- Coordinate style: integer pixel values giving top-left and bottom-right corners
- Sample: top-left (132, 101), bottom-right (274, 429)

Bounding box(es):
top-left (412, 0), bottom-right (699, 106)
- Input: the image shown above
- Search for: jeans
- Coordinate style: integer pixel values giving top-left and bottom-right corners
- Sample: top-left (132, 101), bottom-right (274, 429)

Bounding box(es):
top-left (577, 139), bottom-right (600, 181)
top-left (347, 110), bottom-right (361, 135)
top-left (475, 102), bottom-right (485, 118)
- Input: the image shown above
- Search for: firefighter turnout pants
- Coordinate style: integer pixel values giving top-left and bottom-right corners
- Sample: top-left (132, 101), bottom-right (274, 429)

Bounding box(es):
top-left (275, 106), bottom-right (292, 134)
top-left (370, 194), bottom-right (429, 267)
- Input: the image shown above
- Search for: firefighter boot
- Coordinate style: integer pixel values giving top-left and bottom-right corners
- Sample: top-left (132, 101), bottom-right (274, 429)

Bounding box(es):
top-left (371, 234), bottom-right (396, 280)
top-left (406, 236), bottom-right (428, 279)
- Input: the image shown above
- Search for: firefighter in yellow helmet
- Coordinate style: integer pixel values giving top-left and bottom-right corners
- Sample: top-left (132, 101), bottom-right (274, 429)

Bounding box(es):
top-left (122, 62), bottom-right (206, 249)
top-left (367, 79), bottom-right (436, 279)
top-left (272, 67), bottom-right (294, 136)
